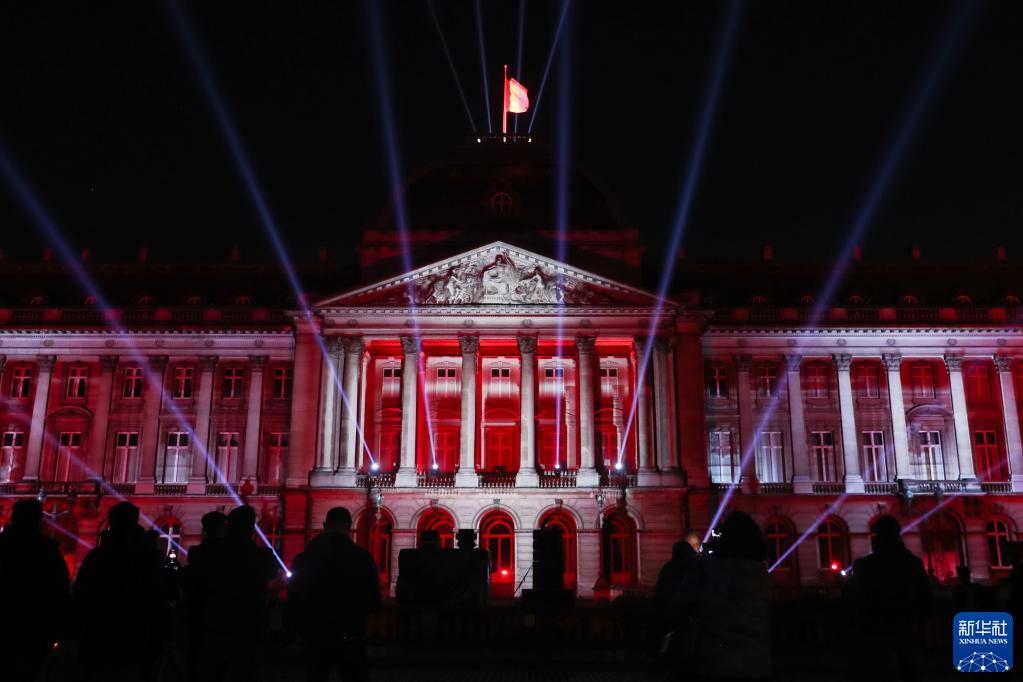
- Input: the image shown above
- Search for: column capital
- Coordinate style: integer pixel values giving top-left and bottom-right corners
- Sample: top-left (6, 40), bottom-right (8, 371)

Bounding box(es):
top-left (398, 335), bottom-right (419, 355)
top-left (198, 355), bottom-right (219, 372)
top-left (344, 336), bottom-right (367, 354)
top-left (516, 335), bottom-right (538, 354)
top-left (575, 335), bottom-right (596, 354)
top-left (995, 354), bottom-right (1016, 372)
top-left (833, 353), bottom-right (853, 371)
top-left (324, 337), bottom-right (344, 354)
top-left (99, 355), bottom-right (120, 372)
top-left (944, 352), bottom-right (965, 372)
top-left (458, 335), bottom-right (480, 355)
top-left (36, 355), bottom-right (57, 371)
top-left (783, 354), bottom-right (803, 370)
top-left (732, 354), bottom-right (753, 372)
top-left (654, 336), bottom-right (677, 352)
top-left (248, 354), bottom-right (269, 370)
top-left (881, 353), bottom-right (902, 371)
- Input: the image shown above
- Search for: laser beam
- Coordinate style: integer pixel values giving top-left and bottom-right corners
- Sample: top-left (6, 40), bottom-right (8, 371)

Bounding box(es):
top-left (527, 0), bottom-right (571, 133)
top-left (767, 494), bottom-right (848, 573)
top-left (474, 0), bottom-right (493, 133)
top-left (426, 0), bottom-right (478, 133)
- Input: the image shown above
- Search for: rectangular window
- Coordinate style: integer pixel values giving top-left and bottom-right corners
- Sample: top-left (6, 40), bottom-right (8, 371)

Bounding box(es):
top-left (756, 431), bottom-right (785, 483)
top-left (599, 366), bottom-right (620, 398)
top-left (53, 431), bottom-right (82, 482)
top-left (485, 428), bottom-right (515, 470)
top-left (66, 367), bottom-right (88, 399)
top-left (490, 367), bottom-right (512, 400)
top-left (121, 366), bottom-right (143, 399)
top-left (757, 365), bottom-right (779, 398)
top-left (434, 366), bottom-right (458, 398)
top-left (381, 365), bottom-right (402, 399)
top-left (708, 430), bottom-right (736, 483)
top-left (861, 431), bottom-right (887, 481)
top-left (911, 364), bottom-right (935, 399)
top-left (811, 431), bottom-right (838, 481)
top-left (9, 367), bottom-right (32, 399)
top-left (173, 367), bottom-right (193, 399)
top-left (263, 432), bottom-right (289, 484)
top-left (974, 430), bottom-right (1002, 481)
top-left (967, 365), bottom-right (993, 402)
top-left (222, 367), bottom-right (244, 399)
top-left (706, 364), bottom-right (729, 399)
top-left (806, 365), bottom-right (829, 399)
top-left (858, 366), bottom-right (880, 398)
top-left (164, 431), bottom-right (191, 483)
top-left (215, 432), bottom-right (239, 483)
top-left (272, 367), bottom-right (293, 399)
top-left (916, 430), bottom-right (943, 480)
top-left (112, 431), bottom-right (139, 483)
top-left (0, 431), bottom-right (25, 483)
top-left (431, 429), bottom-right (459, 471)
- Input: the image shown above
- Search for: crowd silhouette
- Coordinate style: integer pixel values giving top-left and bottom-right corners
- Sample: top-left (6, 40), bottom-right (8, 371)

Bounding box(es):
top-left (0, 499), bottom-right (1012, 681)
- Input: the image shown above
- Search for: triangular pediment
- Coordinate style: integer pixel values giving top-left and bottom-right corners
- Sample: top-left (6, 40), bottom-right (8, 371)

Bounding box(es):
top-left (316, 242), bottom-right (673, 309)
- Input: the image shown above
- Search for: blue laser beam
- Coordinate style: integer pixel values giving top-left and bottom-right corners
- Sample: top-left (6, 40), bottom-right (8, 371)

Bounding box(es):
top-left (767, 494), bottom-right (848, 573)
top-left (527, 0), bottom-right (571, 133)
top-left (426, 0), bottom-right (478, 133)
top-left (473, 0), bottom-right (493, 133)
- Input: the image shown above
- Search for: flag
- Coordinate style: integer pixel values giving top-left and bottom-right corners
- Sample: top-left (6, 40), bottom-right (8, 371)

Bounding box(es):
top-left (507, 77), bottom-right (529, 113)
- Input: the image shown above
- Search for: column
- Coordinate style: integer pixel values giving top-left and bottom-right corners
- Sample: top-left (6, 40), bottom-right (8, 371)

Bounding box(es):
top-left (656, 338), bottom-right (684, 484)
top-left (733, 354), bottom-right (758, 490)
top-left (786, 355), bottom-right (812, 494)
top-left (636, 339), bottom-right (657, 486)
top-left (995, 355), bottom-right (1023, 492)
top-left (86, 355), bottom-right (118, 480)
top-left (455, 336), bottom-right (479, 487)
top-left (188, 355), bottom-right (217, 492)
top-left (517, 335), bottom-right (539, 487)
top-left (313, 340), bottom-right (343, 475)
top-left (337, 337), bottom-right (363, 485)
top-left (241, 355), bottom-right (267, 484)
top-left (22, 355), bottom-right (56, 481)
top-left (575, 336), bottom-right (600, 486)
top-left (835, 354), bottom-right (864, 493)
top-left (395, 336), bottom-right (420, 487)
top-left (136, 355), bottom-right (168, 492)
top-left (882, 353), bottom-right (912, 480)
top-left (945, 353), bottom-right (977, 480)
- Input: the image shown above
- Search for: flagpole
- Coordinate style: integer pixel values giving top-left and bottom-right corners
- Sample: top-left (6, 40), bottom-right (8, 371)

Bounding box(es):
top-left (502, 64), bottom-right (509, 139)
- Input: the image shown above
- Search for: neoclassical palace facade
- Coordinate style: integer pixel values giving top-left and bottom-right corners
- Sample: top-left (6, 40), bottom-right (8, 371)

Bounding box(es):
top-left (3, 144), bottom-right (1022, 597)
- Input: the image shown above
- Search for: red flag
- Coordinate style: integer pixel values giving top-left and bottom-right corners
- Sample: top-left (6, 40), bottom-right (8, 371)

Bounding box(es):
top-left (502, 65), bottom-right (529, 135)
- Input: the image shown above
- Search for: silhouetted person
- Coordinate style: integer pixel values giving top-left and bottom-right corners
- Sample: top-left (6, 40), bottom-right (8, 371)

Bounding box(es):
top-left (673, 511), bottom-right (772, 681)
top-left (75, 501), bottom-right (166, 681)
top-left (656, 540), bottom-right (698, 636)
top-left (290, 506), bottom-right (380, 682)
top-left (184, 511), bottom-right (228, 682)
top-left (843, 514), bottom-right (931, 682)
top-left (193, 505), bottom-right (278, 682)
top-left (0, 498), bottom-right (70, 680)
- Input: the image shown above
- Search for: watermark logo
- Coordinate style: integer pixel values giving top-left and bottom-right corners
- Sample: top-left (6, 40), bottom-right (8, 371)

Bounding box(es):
top-left (954, 612), bottom-right (1012, 672)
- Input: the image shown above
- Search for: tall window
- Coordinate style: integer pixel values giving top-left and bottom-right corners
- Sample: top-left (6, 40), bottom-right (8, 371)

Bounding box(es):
top-left (706, 364), bottom-right (729, 399)
top-left (490, 366), bottom-right (513, 399)
top-left (9, 367), bottom-right (32, 399)
top-left (857, 365), bottom-right (880, 398)
top-left (540, 510), bottom-right (578, 590)
top-left (542, 366), bottom-right (566, 400)
top-left (602, 511), bottom-right (637, 586)
top-left (222, 367), bottom-right (244, 399)
top-left (215, 432), bottom-right (239, 483)
top-left (112, 431), bottom-right (139, 483)
top-left (916, 430), bottom-right (944, 480)
top-left (974, 430), bottom-right (1002, 481)
top-left (811, 431), bottom-right (838, 481)
top-left (381, 365), bottom-right (402, 399)
top-left (485, 428), bottom-right (515, 471)
top-left (435, 366), bottom-right (458, 398)
top-left (987, 519), bottom-right (1014, 570)
top-left (358, 515), bottom-right (393, 588)
top-left (272, 367), bottom-right (293, 399)
top-left (709, 430), bottom-right (737, 483)
top-left (861, 431), bottom-right (887, 481)
top-left (173, 367), bottom-right (193, 399)
top-left (0, 431), bottom-right (25, 483)
top-left (967, 365), bottom-right (992, 402)
top-left (806, 365), bottom-right (829, 399)
top-left (53, 432), bottom-right (82, 481)
top-left (164, 431), bottom-right (190, 483)
top-left (431, 429), bottom-right (459, 472)
top-left (911, 364), bottom-right (935, 399)
top-left (756, 431), bottom-right (785, 483)
top-left (66, 367), bottom-right (88, 399)
top-left (263, 432), bottom-right (288, 484)
top-left (480, 512), bottom-right (516, 592)
top-left (599, 366), bottom-right (619, 398)
top-left (766, 519), bottom-right (795, 572)
top-left (121, 366), bottom-right (143, 399)
top-left (816, 517), bottom-right (849, 571)
top-left (921, 511), bottom-right (964, 582)
top-left (756, 365), bottom-right (779, 397)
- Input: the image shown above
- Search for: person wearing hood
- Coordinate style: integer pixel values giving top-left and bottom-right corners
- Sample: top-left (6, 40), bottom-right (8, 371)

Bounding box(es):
top-left (842, 514), bottom-right (931, 682)
top-left (673, 511), bottom-right (772, 681)
top-left (289, 506), bottom-right (381, 682)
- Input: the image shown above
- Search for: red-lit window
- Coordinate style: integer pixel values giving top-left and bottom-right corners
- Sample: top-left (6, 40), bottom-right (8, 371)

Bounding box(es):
top-left (66, 367), bottom-right (88, 399)
top-left (967, 365), bottom-right (993, 402)
top-left (811, 431), bottom-right (838, 481)
top-left (766, 519), bottom-right (795, 572)
top-left (0, 431), bottom-right (25, 483)
top-left (987, 519), bottom-right (1014, 570)
top-left (485, 427), bottom-right (515, 471)
top-left (920, 511), bottom-right (964, 583)
top-left (222, 367), bottom-right (244, 399)
top-left (706, 363), bottom-right (729, 399)
top-left (709, 430), bottom-right (737, 483)
top-left (417, 508), bottom-right (455, 549)
top-left (974, 430), bottom-right (1003, 481)
top-left (173, 367), bottom-right (193, 399)
top-left (598, 422), bottom-right (621, 471)
top-left (381, 365), bottom-right (402, 399)
top-left (806, 365), bottom-right (829, 399)
top-left (434, 366), bottom-right (458, 398)
top-left (599, 366), bottom-right (619, 398)
top-left (431, 429), bottom-right (459, 472)
top-left (490, 366), bottom-right (513, 399)
top-left (756, 365), bottom-right (779, 397)
top-left (538, 423), bottom-right (568, 471)
top-left (816, 517), bottom-right (848, 571)
top-left (112, 431), bottom-right (139, 483)
top-left (480, 512), bottom-right (515, 588)
top-left (121, 366), bottom-right (143, 399)
top-left (363, 517), bottom-right (393, 588)
top-left (375, 427), bottom-right (400, 472)
top-left (163, 431), bottom-right (190, 483)
top-left (9, 367), bottom-right (32, 399)
top-left (272, 367), bottom-right (293, 399)
top-left (861, 431), bottom-right (887, 481)
top-left (50, 432), bottom-right (81, 482)
top-left (857, 365), bottom-right (880, 398)
top-left (215, 432), bottom-right (239, 483)
top-left (262, 432), bottom-right (288, 484)
top-left (911, 364), bottom-right (935, 399)
top-left (916, 430), bottom-right (944, 480)
top-left (602, 511), bottom-right (637, 586)
top-left (540, 510), bottom-right (578, 590)
top-left (756, 431), bottom-right (785, 483)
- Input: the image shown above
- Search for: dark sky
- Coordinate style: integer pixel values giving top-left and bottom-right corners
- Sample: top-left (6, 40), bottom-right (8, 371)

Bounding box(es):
top-left (0, 1), bottom-right (1019, 268)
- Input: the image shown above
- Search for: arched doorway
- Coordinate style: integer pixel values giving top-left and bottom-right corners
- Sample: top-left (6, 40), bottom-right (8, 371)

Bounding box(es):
top-left (601, 510), bottom-right (637, 587)
top-left (480, 510), bottom-right (515, 598)
top-left (920, 510), bottom-right (965, 583)
top-left (417, 508), bottom-right (455, 548)
top-left (540, 509), bottom-right (577, 590)
top-left (357, 509), bottom-right (394, 589)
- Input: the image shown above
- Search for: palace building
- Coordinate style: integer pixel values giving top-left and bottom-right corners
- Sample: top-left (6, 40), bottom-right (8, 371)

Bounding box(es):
top-left (2, 138), bottom-right (1022, 597)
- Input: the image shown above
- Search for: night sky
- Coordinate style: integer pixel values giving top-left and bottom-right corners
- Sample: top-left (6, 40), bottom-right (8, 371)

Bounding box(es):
top-left (0, 1), bottom-right (1019, 269)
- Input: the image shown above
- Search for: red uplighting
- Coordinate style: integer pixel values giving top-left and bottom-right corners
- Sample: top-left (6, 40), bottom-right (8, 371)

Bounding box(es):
top-left (830, 561), bottom-right (840, 571)
top-left (500, 569), bottom-right (509, 576)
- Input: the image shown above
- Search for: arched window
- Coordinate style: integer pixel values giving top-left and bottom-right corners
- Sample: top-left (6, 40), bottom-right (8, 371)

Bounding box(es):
top-left (954, 294), bottom-right (973, 305)
top-left (751, 295), bottom-right (768, 305)
top-left (1005, 295), bottom-right (1021, 305)
top-left (29, 295), bottom-right (46, 306)
top-left (185, 294), bottom-right (203, 306)
top-left (601, 510), bottom-right (638, 586)
top-left (480, 511), bottom-right (515, 595)
top-left (417, 508), bottom-right (455, 549)
top-left (901, 294), bottom-right (919, 305)
top-left (765, 518), bottom-right (796, 574)
top-left (920, 510), bottom-right (965, 583)
top-left (155, 518), bottom-right (183, 558)
top-left (357, 511), bottom-right (393, 588)
top-left (137, 295), bottom-right (155, 306)
top-left (799, 295), bottom-right (815, 305)
top-left (540, 509), bottom-right (578, 590)
top-left (847, 294), bottom-right (866, 305)
top-left (986, 518), bottom-right (1015, 570)
top-left (234, 295), bottom-right (253, 305)
top-left (816, 516), bottom-right (849, 572)
top-left (83, 295), bottom-right (97, 305)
